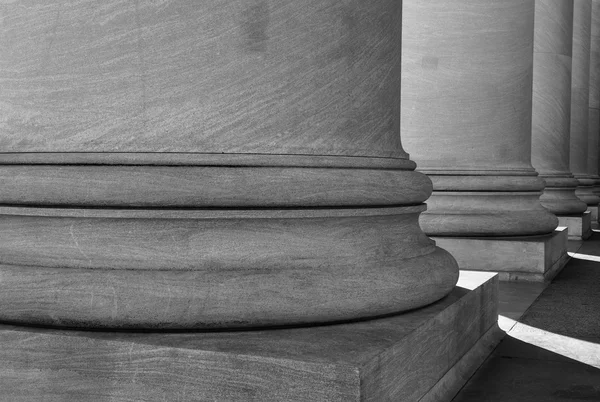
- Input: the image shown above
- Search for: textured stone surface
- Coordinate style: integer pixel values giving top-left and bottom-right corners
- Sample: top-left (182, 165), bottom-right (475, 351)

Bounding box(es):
top-left (587, 204), bottom-right (599, 222)
top-left (532, 0), bottom-right (587, 216)
top-left (589, 1), bottom-right (600, 195)
top-left (0, 206), bottom-right (458, 329)
top-left (557, 212), bottom-right (592, 239)
top-left (571, 0), bottom-right (600, 204)
top-left (401, 0), bottom-right (558, 237)
top-left (434, 228), bottom-right (569, 282)
top-left (0, 0), bottom-right (459, 328)
top-left (0, 272), bottom-right (499, 402)
top-left (0, 0), bottom-right (403, 157)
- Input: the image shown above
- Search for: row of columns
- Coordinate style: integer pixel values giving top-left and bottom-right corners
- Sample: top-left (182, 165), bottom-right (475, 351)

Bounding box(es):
top-left (403, 0), bottom-right (600, 245)
top-left (1, 0), bottom-right (599, 329)
top-left (0, 0), bottom-right (459, 329)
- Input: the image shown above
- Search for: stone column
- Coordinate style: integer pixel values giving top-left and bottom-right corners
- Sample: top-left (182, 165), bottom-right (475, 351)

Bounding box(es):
top-left (402, 0), bottom-right (566, 281)
top-left (571, 0), bottom-right (600, 211)
top-left (531, 0), bottom-right (590, 239)
top-left (589, 0), bottom-right (600, 215)
top-left (0, 0), bottom-right (458, 330)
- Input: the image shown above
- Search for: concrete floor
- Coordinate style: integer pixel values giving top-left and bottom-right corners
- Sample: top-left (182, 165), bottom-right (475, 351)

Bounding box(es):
top-left (452, 230), bottom-right (600, 402)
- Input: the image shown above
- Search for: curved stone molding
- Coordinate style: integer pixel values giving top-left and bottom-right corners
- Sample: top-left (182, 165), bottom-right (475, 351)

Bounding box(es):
top-left (531, 0), bottom-right (587, 215)
top-left (571, 0), bottom-right (600, 204)
top-left (0, 0), bottom-right (459, 329)
top-left (0, 153), bottom-right (416, 169)
top-left (0, 206), bottom-right (459, 329)
top-left (0, 165), bottom-right (432, 208)
top-left (401, 0), bottom-right (558, 236)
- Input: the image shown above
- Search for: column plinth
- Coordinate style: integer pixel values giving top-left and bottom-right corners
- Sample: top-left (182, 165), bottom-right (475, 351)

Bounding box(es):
top-left (531, 0), bottom-right (588, 216)
top-left (401, 0), bottom-right (558, 238)
top-left (0, 0), bottom-right (458, 329)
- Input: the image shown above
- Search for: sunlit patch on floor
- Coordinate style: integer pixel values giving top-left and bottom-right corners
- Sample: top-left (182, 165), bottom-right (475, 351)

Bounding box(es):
top-left (499, 315), bottom-right (600, 368)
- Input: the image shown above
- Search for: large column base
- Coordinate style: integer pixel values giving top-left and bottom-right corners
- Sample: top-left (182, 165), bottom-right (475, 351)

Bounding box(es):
top-left (433, 228), bottom-right (568, 282)
top-left (0, 272), bottom-right (499, 402)
top-left (557, 211), bottom-right (592, 240)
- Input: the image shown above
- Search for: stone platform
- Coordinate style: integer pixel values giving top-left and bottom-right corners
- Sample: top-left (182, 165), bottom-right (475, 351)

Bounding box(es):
top-left (0, 272), bottom-right (499, 402)
top-left (557, 211), bottom-right (592, 240)
top-left (434, 228), bottom-right (568, 282)
top-left (587, 205), bottom-right (599, 224)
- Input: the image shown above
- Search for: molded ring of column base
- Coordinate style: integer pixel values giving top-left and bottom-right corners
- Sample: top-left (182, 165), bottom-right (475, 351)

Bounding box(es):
top-left (425, 174), bottom-right (545, 192)
top-left (0, 165), bottom-right (431, 208)
top-left (575, 188), bottom-right (600, 205)
top-left (538, 176), bottom-right (589, 215)
top-left (0, 206), bottom-right (458, 330)
top-left (587, 176), bottom-right (600, 197)
top-left (575, 176), bottom-right (600, 205)
top-left (420, 192), bottom-right (559, 237)
top-left (419, 174), bottom-right (558, 236)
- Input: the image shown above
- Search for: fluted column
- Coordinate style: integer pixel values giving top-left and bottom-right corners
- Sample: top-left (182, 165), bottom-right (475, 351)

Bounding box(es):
top-left (532, 0), bottom-right (587, 216)
top-left (571, 0), bottom-right (600, 205)
top-left (0, 0), bottom-right (459, 329)
top-left (401, 0), bottom-right (558, 237)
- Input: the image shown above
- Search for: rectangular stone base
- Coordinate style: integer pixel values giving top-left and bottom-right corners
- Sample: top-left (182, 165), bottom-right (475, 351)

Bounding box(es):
top-left (587, 205), bottom-right (599, 224)
top-left (0, 272), bottom-right (500, 402)
top-left (558, 211), bottom-right (592, 240)
top-left (433, 227), bottom-right (568, 282)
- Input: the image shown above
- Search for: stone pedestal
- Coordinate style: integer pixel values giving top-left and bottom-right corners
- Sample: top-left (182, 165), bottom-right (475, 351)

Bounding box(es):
top-left (532, 0), bottom-right (587, 218)
top-left (558, 211), bottom-right (593, 239)
top-left (571, 0), bottom-right (600, 206)
top-left (0, 2), bottom-right (479, 400)
top-left (587, 205), bottom-right (600, 223)
top-left (434, 228), bottom-right (569, 282)
top-left (0, 272), bottom-right (501, 401)
top-left (401, 0), bottom-right (559, 279)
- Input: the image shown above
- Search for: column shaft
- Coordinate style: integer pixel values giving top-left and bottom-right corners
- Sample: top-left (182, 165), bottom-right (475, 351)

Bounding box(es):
top-left (532, 0), bottom-right (587, 215)
top-left (401, 0), bottom-right (558, 237)
top-left (571, 0), bottom-right (600, 204)
top-left (589, 0), bottom-right (600, 198)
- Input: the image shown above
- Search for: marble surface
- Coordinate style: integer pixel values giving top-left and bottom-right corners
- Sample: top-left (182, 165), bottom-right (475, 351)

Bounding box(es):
top-left (0, 0), bottom-right (461, 329)
top-left (532, 0), bottom-right (573, 176)
top-left (434, 228), bottom-right (569, 282)
top-left (402, 0), bottom-right (535, 172)
top-left (531, 0), bottom-right (587, 215)
top-left (0, 0), bottom-right (405, 158)
top-left (401, 0), bottom-right (558, 237)
top-left (557, 212), bottom-right (593, 239)
top-left (0, 165), bottom-right (432, 207)
top-left (0, 272), bottom-right (499, 401)
top-left (570, 0), bottom-right (592, 177)
top-left (0, 206), bottom-right (459, 329)
top-left (588, 1), bottom-right (600, 181)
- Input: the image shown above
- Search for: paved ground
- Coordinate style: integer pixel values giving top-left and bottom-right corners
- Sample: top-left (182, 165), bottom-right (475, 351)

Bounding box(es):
top-left (452, 231), bottom-right (600, 402)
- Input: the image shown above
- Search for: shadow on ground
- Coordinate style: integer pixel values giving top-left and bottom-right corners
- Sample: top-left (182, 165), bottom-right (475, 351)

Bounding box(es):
top-left (453, 232), bottom-right (600, 401)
